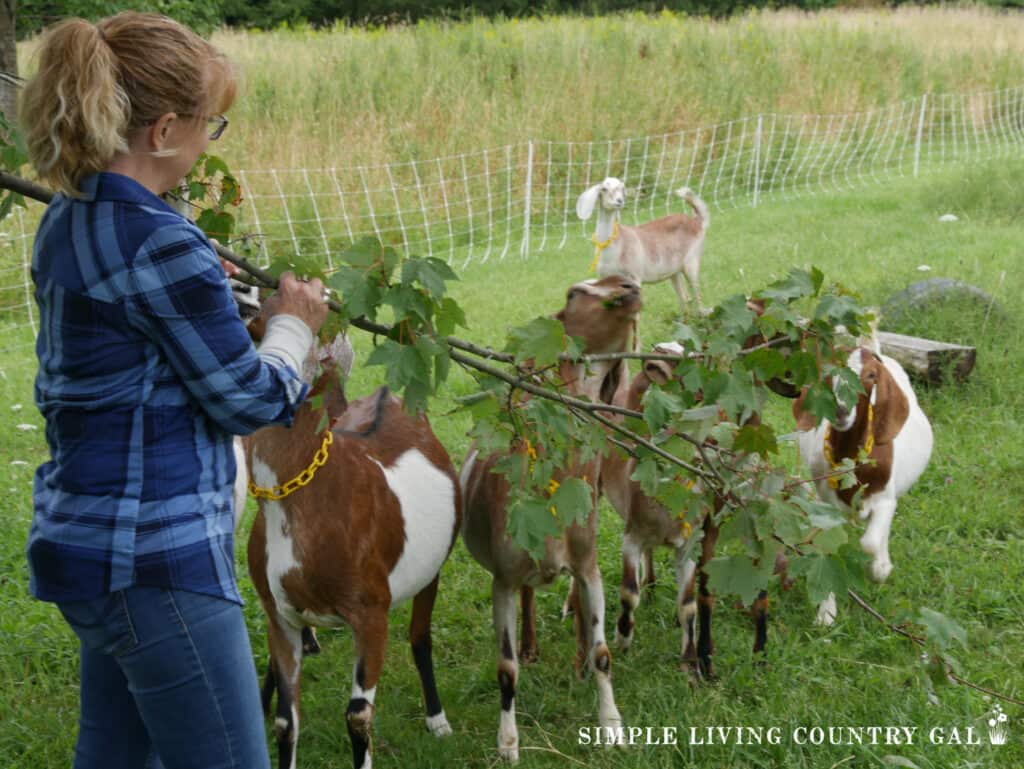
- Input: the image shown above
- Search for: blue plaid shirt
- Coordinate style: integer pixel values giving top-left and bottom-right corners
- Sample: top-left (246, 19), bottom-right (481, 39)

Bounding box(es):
top-left (28, 172), bottom-right (308, 604)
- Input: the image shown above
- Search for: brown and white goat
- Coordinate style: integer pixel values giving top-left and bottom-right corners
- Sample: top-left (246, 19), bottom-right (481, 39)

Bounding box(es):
top-left (794, 346), bottom-right (933, 625)
top-left (576, 177), bottom-right (709, 313)
top-left (460, 276), bottom-right (640, 762)
top-left (603, 340), bottom-right (791, 679)
top-left (244, 334), bottom-right (462, 769)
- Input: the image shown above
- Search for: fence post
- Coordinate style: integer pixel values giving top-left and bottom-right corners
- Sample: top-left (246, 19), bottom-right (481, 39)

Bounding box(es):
top-left (753, 114), bottom-right (763, 207)
top-left (914, 93), bottom-right (928, 178)
top-left (521, 140), bottom-right (534, 258)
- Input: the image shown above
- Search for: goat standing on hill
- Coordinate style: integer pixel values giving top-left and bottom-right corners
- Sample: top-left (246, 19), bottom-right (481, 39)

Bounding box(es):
top-left (244, 333), bottom-right (461, 769)
top-left (576, 177), bottom-right (710, 314)
top-left (460, 276), bottom-right (640, 762)
top-left (794, 346), bottom-right (933, 625)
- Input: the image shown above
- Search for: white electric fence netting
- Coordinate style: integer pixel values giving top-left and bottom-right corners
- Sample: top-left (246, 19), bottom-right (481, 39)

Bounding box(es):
top-left (1, 85), bottom-right (1022, 348)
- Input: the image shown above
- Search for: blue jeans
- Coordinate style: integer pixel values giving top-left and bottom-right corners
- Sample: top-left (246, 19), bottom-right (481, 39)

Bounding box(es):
top-left (57, 586), bottom-right (271, 769)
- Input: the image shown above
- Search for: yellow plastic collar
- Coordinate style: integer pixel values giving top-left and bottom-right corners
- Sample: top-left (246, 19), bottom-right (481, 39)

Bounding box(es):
top-left (249, 431), bottom-right (334, 500)
top-left (589, 221), bottom-right (620, 272)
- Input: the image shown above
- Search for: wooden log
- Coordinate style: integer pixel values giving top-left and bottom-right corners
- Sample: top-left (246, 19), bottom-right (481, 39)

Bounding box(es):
top-left (876, 331), bottom-right (976, 384)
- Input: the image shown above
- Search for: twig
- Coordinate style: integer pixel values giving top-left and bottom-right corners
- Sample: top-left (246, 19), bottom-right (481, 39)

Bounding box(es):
top-left (846, 588), bottom-right (1024, 707)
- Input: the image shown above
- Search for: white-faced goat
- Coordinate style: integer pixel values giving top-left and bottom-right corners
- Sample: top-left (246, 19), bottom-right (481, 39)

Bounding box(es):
top-left (576, 177), bottom-right (709, 313)
top-left (460, 275), bottom-right (640, 762)
top-left (243, 333), bottom-right (462, 769)
top-left (793, 346), bottom-right (933, 625)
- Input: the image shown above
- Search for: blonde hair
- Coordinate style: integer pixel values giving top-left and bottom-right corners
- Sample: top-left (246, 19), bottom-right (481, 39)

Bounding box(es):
top-left (19, 12), bottom-right (237, 196)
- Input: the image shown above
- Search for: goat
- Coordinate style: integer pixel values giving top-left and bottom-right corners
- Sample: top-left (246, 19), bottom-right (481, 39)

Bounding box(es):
top-left (793, 346), bottom-right (934, 625)
top-left (576, 177), bottom-right (709, 314)
top-left (460, 275), bottom-right (640, 762)
top-left (604, 339), bottom-right (792, 678)
top-left (244, 333), bottom-right (462, 769)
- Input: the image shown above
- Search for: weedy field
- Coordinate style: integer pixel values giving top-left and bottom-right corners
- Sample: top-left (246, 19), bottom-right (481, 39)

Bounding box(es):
top-left (2, 7), bottom-right (1024, 769)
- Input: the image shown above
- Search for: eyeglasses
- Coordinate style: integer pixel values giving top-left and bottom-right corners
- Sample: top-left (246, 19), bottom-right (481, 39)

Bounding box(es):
top-left (198, 114), bottom-right (229, 141)
top-left (174, 113), bottom-right (229, 141)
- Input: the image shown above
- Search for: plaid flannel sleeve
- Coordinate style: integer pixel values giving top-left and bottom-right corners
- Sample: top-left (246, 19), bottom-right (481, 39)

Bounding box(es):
top-left (125, 221), bottom-right (308, 434)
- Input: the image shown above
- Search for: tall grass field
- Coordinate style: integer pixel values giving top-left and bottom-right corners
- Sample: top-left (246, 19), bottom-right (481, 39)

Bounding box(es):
top-left (3, 7), bottom-right (1024, 768)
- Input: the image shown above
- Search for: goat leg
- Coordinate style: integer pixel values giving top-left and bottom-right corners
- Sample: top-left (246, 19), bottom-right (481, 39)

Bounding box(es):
top-left (518, 586), bottom-right (539, 663)
top-left (493, 581), bottom-right (520, 762)
top-left (266, 618), bottom-right (304, 769)
top-left (410, 576), bottom-right (452, 737)
top-left (347, 610), bottom-right (387, 769)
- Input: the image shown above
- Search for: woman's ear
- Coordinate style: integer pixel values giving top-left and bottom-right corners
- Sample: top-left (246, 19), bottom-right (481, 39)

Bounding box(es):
top-left (145, 112), bottom-right (177, 152)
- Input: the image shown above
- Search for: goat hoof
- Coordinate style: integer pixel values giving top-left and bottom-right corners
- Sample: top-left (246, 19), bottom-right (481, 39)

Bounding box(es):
top-left (301, 626), bottom-right (321, 656)
top-left (426, 712), bottom-right (452, 738)
top-left (697, 658), bottom-right (715, 682)
top-left (518, 646), bottom-right (539, 665)
top-left (498, 743), bottom-right (520, 763)
top-left (867, 559), bottom-right (893, 583)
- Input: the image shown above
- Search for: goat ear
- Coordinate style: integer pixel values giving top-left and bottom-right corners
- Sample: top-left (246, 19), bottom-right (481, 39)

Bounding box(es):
top-left (792, 387), bottom-right (818, 431)
top-left (318, 333), bottom-right (355, 380)
top-left (643, 360), bottom-right (673, 385)
top-left (870, 363), bottom-right (909, 444)
top-left (576, 185), bottom-right (601, 221)
top-left (599, 360), bottom-right (627, 404)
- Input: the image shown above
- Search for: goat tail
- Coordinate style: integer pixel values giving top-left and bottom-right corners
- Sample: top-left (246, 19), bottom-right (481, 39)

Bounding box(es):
top-left (675, 187), bottom-right (710, 230)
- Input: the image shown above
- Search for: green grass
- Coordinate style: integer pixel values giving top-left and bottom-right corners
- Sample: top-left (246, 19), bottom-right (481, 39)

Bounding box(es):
top-left (1, 159), bottom-right (1022, 767)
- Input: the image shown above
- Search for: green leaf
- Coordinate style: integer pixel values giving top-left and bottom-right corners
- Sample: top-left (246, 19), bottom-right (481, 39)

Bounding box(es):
top-left (505, 317), bottom-right (565, 368)
top-left (713, 294), bottom-right (758, 337)
top-left (436, 296), bottom-right (468, 336)
top-left (383, 284), bottom-right (431, 324)
top-left (734, 422), bottom-right (778, 457)
top-left (203, 154), bottom-right (231, 177)
top-left (705, 555), bottom-right (772, 606)
top-left (811, 525), bottom-right (847, 554)
top-left (507, 496), bottom-right (562, 560)
top-left (789, 553), bottom-right (848, 605)
top-left (402, 257), bottom-right (459, 298)
top-left (717, 372), bottom-right (759, 422)
top-left (642, 385), bottom-right (680, 433)
top-left (195, 209), bottom-right (234, 240)
top-left (670, 322), bottom-right (702, 350)
top-left (758, 267), bottom-right (818, 303)
top-left (918, 608), bottom-right (968, 652)
top-left (328, 266), bottom-right (384, 319)
top-left (803, 381), bottom-right (838, 424)
top-left (549, 478), bottom-right (593, 528)
top-left (834, 366), bottom-right (863, 411)
top-left (630, 456), bottom-right (661, 497)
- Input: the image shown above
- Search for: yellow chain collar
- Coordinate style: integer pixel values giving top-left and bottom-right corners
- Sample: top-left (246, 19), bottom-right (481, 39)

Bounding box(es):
top-left (249, 430), bottom-right (334, 500)
top-left (823, 403), bottom-right (874, 489)
top-left (589, 221), bottom-right (620, 272)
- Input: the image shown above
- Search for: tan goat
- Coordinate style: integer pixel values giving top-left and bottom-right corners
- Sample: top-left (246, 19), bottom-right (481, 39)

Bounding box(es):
top-left (460, 275), bottom-right (641, 762)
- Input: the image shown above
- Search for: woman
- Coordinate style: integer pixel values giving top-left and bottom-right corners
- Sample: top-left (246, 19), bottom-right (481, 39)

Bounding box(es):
top-left (19, 12), bottom-right (327, 769)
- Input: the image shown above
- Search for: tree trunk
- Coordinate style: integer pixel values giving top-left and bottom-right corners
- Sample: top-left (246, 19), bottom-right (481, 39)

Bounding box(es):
top-left (0, 0), bottom-right (17, 123)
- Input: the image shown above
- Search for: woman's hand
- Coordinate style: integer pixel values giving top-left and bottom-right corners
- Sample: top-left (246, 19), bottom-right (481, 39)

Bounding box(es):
top-left (260, 272), bottom-right (328, 334)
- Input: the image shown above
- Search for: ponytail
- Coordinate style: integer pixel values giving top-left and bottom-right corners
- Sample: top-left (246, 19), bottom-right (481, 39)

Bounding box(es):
top-left (20, 20), bottom-right (130, 196)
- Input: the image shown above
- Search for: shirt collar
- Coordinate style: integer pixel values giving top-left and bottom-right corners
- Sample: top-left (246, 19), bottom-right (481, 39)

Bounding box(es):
top-left (77, 172), bottom-right (182, 216)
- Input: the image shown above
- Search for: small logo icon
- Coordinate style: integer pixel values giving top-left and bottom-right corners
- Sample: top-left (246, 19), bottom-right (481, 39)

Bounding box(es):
top-left (987, 704), bottom-right (1008, 745)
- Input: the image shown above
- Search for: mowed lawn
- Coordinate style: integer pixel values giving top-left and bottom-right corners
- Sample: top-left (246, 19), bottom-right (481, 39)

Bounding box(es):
top-left (0, 156), bottom-right (1022, 768)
